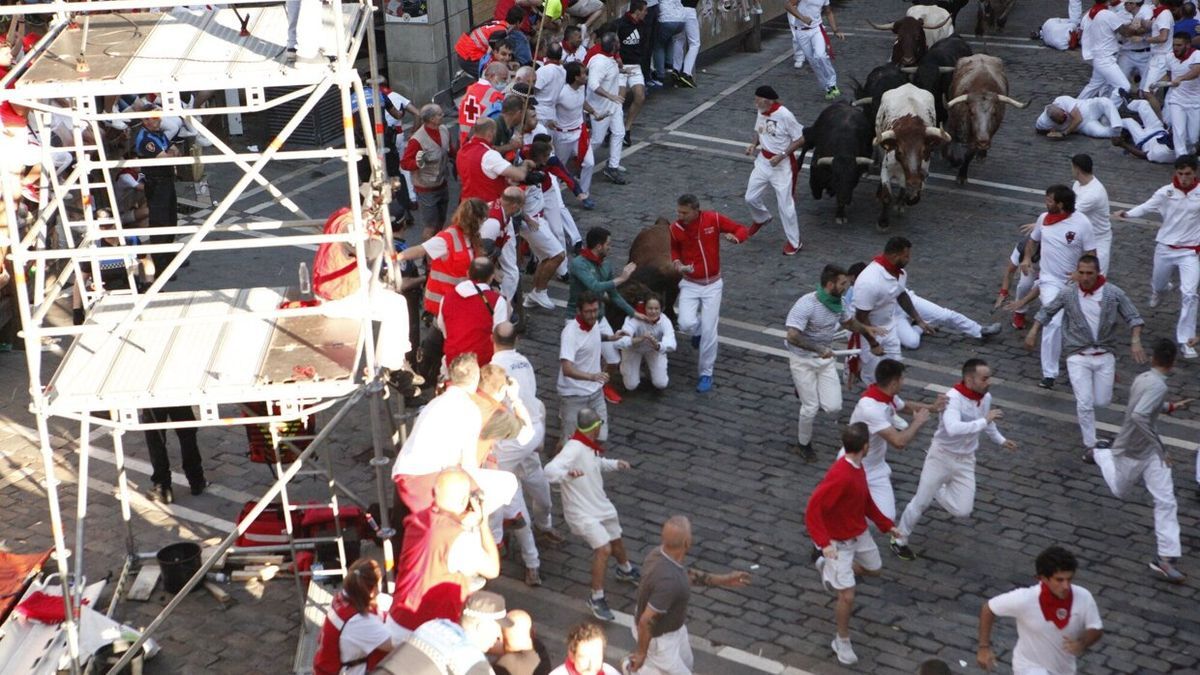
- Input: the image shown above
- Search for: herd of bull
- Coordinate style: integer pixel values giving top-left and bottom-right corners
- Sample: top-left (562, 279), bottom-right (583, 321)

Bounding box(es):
top-left (803, 0), bottom-right (1027, 228)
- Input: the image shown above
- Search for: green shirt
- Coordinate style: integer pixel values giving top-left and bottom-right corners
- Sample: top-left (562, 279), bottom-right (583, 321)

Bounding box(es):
top-left (567, 254), bottom-right (635, 321)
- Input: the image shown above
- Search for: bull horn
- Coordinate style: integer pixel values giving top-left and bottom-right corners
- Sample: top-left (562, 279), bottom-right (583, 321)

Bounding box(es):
top-left (998, 95), bottom-right (1029, 109)
top-left (856, 157), bottom-right (874, 166)
top-left (938, 66), bottom-right (957, 73)
top-left (874, 130), bottom-right (897, 145)
top-left (815, 157), bottom-right (834, 167)
top-left (945, 94), bottom-right (969, 108)
top-left (899, 66), bottom-right (918, 74)
top-left (868, 20), bottom-right (895, 31)
top-left (921, 15), bottom-right (951, 30)
top-left (925, 126), bottom-right (951, 142)
top-left (850, 97), bottom-right (873, 106)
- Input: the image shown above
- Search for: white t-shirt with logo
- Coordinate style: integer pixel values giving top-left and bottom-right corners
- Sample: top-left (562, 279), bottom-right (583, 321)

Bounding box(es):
top-left (754, 105), bottom-right (804, 156)
top-left (1030, 212), bottom-right (1095, 285)
top-left (987, 584), bottom-right (1103, 675)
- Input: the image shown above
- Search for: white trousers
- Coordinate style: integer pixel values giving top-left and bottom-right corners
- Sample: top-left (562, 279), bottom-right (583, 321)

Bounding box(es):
top-left (895, 292), bottom-right (982, 349)
top-left (1142, 54), bottom-right (1171, 93)
top-left (1167, 100), bottom-right (1200, 158)
top-left (1078, 56), bottom-right (1130, 105)
top-left (491, 481), bottom-right (539, 569)
top-left (671, 8), bottom-right (701, 75)
top-left (621, 347), bottom-right (670, 390)
top-left (859, 324), bottom-right (901, 386)
top-left (1040, 18), bottom-right (1074, 50)
top-left (631, 624), bottom-right (694, 675)
top-left (1095, 232), bottom-right (1112, 275)
top-left (1014, 267), bottom-right (1038, 316)
top-left (1123, 100), bottom-right (1176, 163)
top-left (787, 16), bottom-right (807, 66)
top-left (792, 24), bottom-right (837, 89)
top-left (1094, 448), bottom-right (1181, 557)
top-left (286, 0), bottom-right (322, 58)
top-left (320, 284), bottom-right (411, 371)
top-left (677, 278), bottom-right (723, 377)
top-left (1065, 352), bottom-right (1115, 449)
top-left (1118, 48), bottom-right (1151, 85)
top-left (744, 155), bottom-right (800, 247)
top-left (1151, 242), bottom-right (1200, 344)
top-left (789, 354), bottom-right (842, 445)
top-left (895, 447), bottom-right (976, 545)
top-left (1037, 281), bottom-right (1066, 379)
top-left (496, 418), bottom-right (553, 531)
top-left (543, 175), bottom-right (580, 276)
top-left (552, 129), bottom-right (596, 194)
top-left (590, 109), bottom-right (625, 170)
top-left (1074, 98), bottom-right (1123, 138)
top-left (866, 463), bottom-right (896, 521)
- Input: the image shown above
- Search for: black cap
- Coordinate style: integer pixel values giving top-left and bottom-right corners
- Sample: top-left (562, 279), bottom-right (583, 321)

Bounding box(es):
top-left (463, 591), bottom-right (514, 626)
top-left (755, 85), bottom-right (779, 100)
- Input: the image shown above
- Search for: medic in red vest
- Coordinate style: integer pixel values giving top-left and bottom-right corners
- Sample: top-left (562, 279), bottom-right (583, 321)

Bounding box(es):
top-left (439, 257), bottom-right (507, 367)
top-left (456, 118), bottom-right (527, 204)
top-left (312, 559), bottom-right (392, 675)
top-left (397, 198), bottom-right (490, 316)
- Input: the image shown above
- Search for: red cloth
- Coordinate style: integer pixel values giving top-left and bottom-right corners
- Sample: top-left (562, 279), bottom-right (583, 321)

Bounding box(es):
top-left (579, 247), bottom-right (603, 264)
top-left (390, 508), bottom-right (470, 630)
top-left (16, 591), bottom-right (88, 624)
top-left (442, 284), bottom-right (501, 366)
top-left (861, 384), bottom-right (895, 406)
top-left (1086, 2), bottom-right (1108, 20)
top-left (488, 200), bottom-right (513, 253)
top-left (1081, 274), bottom-right (1107, 296)
top-left (1039, 581), bottom-right (1073, 629)
top-left (1043, 211), bottom-right (1070, 225)
top-left (1174, 176), bottom-right (1198, 194)
top-left (458, 136), bottom-right (509, 203)
top-left (563, 659), bottom-right (585, 675)
top-left (570, 430), bottom-right (604, 454)
top-left (761, 148), bottom-right (800, 193)
top-left (820, 25), bottom-right (834, 59)
top-left (805, 457), bottom-right (894, 548)
top-left (871, 254), bottom-right (903, 278)
top-left (669, 211), bottom-right (750, 282)
top-left (423, 226), bottom-right (475, 315)
top-left (574, 314), bottom-right (594, 332)
top-left (575, 121), bottom-right (591, 167)
top-left (1153, 5), bottom-right (1173, 18)
top-left (953, 381), bottom-right (984, 405)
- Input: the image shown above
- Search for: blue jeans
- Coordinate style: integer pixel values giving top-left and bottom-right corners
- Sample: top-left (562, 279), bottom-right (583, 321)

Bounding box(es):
top-left (654, 21), bottom-right (685, 78)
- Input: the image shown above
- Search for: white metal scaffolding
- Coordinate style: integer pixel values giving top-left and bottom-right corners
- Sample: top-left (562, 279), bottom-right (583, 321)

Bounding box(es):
top-left (0, 1), bottom-right (402, 672)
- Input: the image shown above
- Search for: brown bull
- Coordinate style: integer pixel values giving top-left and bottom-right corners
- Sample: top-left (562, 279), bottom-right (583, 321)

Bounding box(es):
top-left (610, 217), bottom-right (681, 329)
top-left (869, 13), bottom-right (951, 67)
top-left (943, 54), bottom-right (1027, 185)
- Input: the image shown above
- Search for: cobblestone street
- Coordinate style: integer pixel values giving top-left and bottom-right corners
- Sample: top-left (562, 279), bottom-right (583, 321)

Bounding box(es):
top-left (3, 1), bottom-right (1200, 673)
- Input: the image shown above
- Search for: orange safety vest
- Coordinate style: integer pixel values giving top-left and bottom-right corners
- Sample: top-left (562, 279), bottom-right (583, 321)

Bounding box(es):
top-left (454, 21), bottom-right (507, 61)
top-left (423, 226), bottom-right (474, 315)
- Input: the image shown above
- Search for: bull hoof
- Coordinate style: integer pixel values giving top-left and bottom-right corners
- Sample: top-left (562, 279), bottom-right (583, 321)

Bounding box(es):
top-left (956, 174), bottom-right (968, 187)
top-left (835, 216), bottom-right (847, 225)
top-left (876, 218), bottom-right (891, 232)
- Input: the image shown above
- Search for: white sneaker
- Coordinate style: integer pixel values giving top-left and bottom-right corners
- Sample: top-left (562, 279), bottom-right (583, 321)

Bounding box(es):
top-left (1150, 282), bottom-right (1174, 308)
top-left (831, 637), bottom-right (858, 665)
top-left (1182, 343), bottom-right (1198, 359)
top-left (523, 289), bottom-right (555, 309)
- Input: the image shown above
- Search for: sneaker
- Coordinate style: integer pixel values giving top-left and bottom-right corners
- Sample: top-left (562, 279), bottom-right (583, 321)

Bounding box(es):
top-left (150, 483), bottom-right (174, 504)
top-left (581, 198), bottom-right (596, 210)
top-left (793, 61), bottom-right (805, 69)
top-left (602, 167), bottom-right (628, 185)
top-left (525, 567), bottom-right (543, 587)
top-left (623, 131), bottom-right (632, 147)
top-left (647, 78), bottom-right (664, 89)
top-left (824, 86), bottom-right (842, 101)
top-left (523, 288), bottom-right (555, 309)
top-left (189, 480), bottom-right (210, 496)
top-left (615, 564), bottom-right (641, 584)
top-left (1150, 556), bottom-right (1187, 584)
top-left (748, 219), bottom-right (770, 237)
top-left (1081, 448), bottom-right (1095, 464)
top-left (1150, 282), bottom-right (1173, 308)
top-left (795, 443), bottom-right (817, 463)
top-left (1182, 343), bottom-right (1198, 359)
top-left (782, 242), bottom-right (802, 256)
top-left (587, 595), bottom-right (616, 621)
top-left (1011, 312), bottom-right (1026, 330)
top-left (603, 383), bottom-right (623, 404)
top-left (889, 537), bottom-right (917, 561)
top-left (831, 637), bottom-right (859, 666)
top-left (978, 322), bottom-right (1002, 341)
top-left (690, 334), bottom-right (701, 349)
top-left (1038, 377), bottom-right (1055, 390)
top-left (677, 72), bottom-right (696, 88)
top-left (696, 375), bottom-right (713, 393)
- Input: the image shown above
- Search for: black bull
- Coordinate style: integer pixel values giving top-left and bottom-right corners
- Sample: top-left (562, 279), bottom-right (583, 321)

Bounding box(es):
top-left (799, 102), bottom-right (874, 225)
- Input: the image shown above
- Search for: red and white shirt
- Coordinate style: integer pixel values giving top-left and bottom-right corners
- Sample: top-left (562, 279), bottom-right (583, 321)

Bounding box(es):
top-left (1030, 211), bottom-right (1095, 285)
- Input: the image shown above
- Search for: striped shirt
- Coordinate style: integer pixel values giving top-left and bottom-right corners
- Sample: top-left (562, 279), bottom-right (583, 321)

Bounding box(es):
top-left (784, 292), bottom-right (848, 358)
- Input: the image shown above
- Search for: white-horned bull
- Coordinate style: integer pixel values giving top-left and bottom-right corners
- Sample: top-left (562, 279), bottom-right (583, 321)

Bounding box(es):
top-left (943, 54), bottom-right (1028, 185)
top-left (874, 83), bottom-right (950, 229)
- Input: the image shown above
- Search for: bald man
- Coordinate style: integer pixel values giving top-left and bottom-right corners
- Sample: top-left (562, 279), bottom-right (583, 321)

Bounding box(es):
top-left (493, 609), bottom-right (553, 675)
top-left (388, 468), bottom-right (501, 632)
top-left (629, 516), bottom-right (751, 674)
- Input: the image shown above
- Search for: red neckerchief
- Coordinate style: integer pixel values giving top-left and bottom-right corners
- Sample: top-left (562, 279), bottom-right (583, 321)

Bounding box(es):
top-left (1043, 211), bottom-right (1070, 225)
top-left (1039, 581), bottom-right (1073, 630)
top-left (1153, 5), bottom-right (1173, 18)
top-left (862, 384), bottom-right (895, 407)
top-left (575, 314), bottom-right (594, 332)
top-left (1175, 47), bottom-right (1196, 64)
top-left (579, 247), bottom-right (603, 265)
top-left (1174, 176), bottom-right (1198, 194)
top-left (563, 658), bottom-right (584, 675)
top-left (872, 254), bottom-right (903, 279)
top-left (634, 301), bottom-right (661, 323)
top-left (570, 430), bottom-right (604, 455)
top-left (1081, 274), bottom-right (1107, 296)
top-left (953, 381), bottom-right (984, 405)
top-left (1087, 2), bottom-right (1108, 20)
top-left (764, 102), bottom-right (782, 115)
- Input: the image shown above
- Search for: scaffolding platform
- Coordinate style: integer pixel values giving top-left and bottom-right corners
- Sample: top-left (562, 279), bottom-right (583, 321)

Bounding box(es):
top-left (45, 288), bottom-right (364, 414)
top-left (12, 4), bottom-right (367, 99)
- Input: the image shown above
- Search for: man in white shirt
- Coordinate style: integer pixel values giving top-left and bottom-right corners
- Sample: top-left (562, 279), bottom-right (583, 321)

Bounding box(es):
top-left (1116, 155), bottom-right (1200, 356)
top-left (1116, 0), bottom-right (1155, 85)
top-left (1112, 98), bottom-right (1176, 163)
top-left (534, 43), bottom-right (567, 123)
top-left (1163, 32), bottom-right (1200, 157)
top-left (744, 85), bottom-right (806, 255)
top-left (1078, 0), bottom-right (1136, 104)
top-left (852, 237), bottom-right (933, 385)
top-left (785, 0), bottom-right (845, 100)
top-left (1129, 0), bottom-right (1176, 97)
top-left (478, 188), bottom-right (525, 303)
top-left (890, 359), bottom-right (1015, 561)
top-left (551, 62), bottom-right (606, 200)
top-left (558, 291), bottom-right (621, 446)
top-left (977, 546), bottom-right (1104, 674)
top-left (845, 358), bottom-right (943, 521)
top-left (587, 33), bottom-right (629, 185)
top-left (1021, 184), bottom-right (1097, 388)
top-left (1070, 154), bottom-right (1113, 271)
top-left (1035, 95), bottom-right (1122, 139)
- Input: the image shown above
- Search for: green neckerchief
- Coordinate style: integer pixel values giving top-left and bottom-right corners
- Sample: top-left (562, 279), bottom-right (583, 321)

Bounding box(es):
top-left (815, 285), bottom-right (843, 315)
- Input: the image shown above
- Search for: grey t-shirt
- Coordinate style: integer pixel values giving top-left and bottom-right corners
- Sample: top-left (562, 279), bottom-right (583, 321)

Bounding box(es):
top-left (1112, 369), bottom-right (1169, 460)
top-left (635, 548), bottom-right (690, 637)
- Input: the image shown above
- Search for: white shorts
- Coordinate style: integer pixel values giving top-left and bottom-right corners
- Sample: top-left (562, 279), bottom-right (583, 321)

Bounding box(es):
top-left (522, 214), bottom-right (565, 260)
top-left (569, 515), bottom-right (622, 549)
top-left (622, 67), bottom-right (645, 89)
top-left (821, 532), bottom-right (881, 590)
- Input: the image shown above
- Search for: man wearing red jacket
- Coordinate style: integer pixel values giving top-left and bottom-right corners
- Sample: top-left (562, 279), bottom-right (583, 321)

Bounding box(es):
top-left (805, 422), bottom-right (903, 667)
top-left (669, 193), bottom-right (750, 392)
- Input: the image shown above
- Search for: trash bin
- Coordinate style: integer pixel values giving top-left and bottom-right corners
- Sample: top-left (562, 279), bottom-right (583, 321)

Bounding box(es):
top-left (156, 542), bottom-right (201, 594)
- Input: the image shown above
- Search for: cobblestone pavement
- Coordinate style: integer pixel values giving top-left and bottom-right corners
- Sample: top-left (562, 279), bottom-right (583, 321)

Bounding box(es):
top-left (3, 1), bottom-right (1200, 673)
